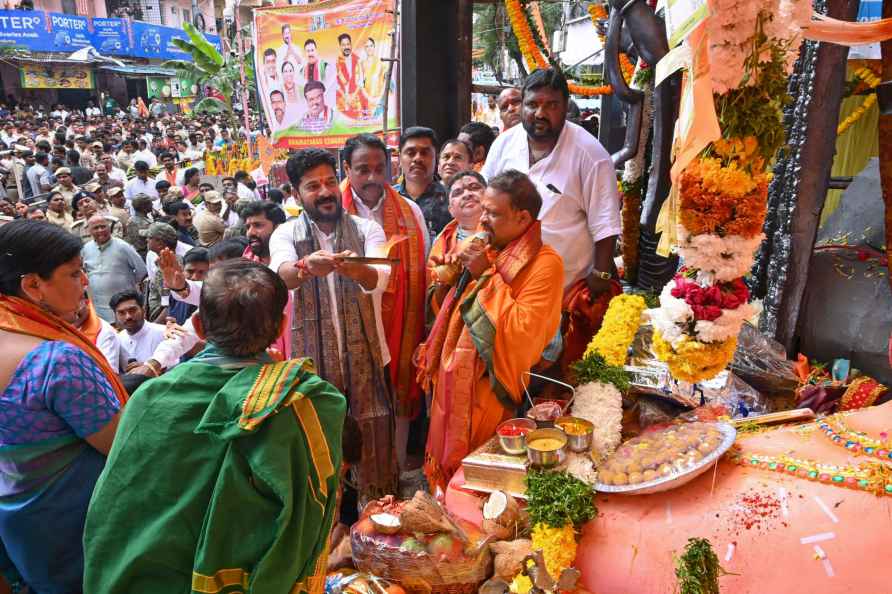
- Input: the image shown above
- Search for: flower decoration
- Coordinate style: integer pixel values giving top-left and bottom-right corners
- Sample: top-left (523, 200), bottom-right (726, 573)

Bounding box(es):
top-left (506, 0), bottom-right (616, 96)
top-left (653, 331), bottom-right (738, 384)
top-left (582, 294), bottom-right (647, 366)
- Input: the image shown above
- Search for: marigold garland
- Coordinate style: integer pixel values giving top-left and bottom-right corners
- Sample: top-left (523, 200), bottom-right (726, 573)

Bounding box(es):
top-left (652, 331), bottom-right (738, 384)
top-left (677, 157), bottom-right (769, 238)
top-left (621, 191), bottom-right (642, 282)
top-left (838, 93), bottom-right (877, 136)
top-left (506, 0), bottom-right (614, 96)
top-left (836, 66), bottom-right (882, 136)
top-left (583, 294), bottom-right (647, 366)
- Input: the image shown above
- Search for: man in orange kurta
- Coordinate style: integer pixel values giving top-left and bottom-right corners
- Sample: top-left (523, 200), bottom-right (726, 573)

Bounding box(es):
top-left (416, 170), bottom-right (564, 493)
top-left (341, 134), bottom-right (428, 472)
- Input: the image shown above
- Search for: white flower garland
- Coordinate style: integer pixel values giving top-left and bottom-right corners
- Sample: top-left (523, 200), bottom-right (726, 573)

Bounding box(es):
top-left (571, 381), bottom-right (623, 464)
top-left (677, 226), bottom-right (765, 282)
top-left (621, 60), bottom-right (654, 187)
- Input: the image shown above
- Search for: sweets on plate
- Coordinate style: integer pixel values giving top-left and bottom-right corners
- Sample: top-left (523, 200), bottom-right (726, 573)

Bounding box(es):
top-left (598, 422), bottom-right (724, 486)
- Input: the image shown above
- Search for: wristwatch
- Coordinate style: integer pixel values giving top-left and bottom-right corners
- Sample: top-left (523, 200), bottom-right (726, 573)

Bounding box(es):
top-left (592, 269), bottom-right (611, 280)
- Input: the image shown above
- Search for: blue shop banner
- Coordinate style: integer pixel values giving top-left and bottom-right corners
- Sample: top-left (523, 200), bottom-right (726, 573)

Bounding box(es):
top-left (0, 10), bottom-right (220, 60)
top-left (91, 17), bottom-right (128, 55)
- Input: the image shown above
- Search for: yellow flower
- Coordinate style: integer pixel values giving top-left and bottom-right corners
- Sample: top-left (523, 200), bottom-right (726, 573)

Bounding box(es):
top-left (653, 331), bottom-right (738, 383)
top-left (583, 294), bottom-right (646, 366)
top-left (508, 523), bottom-right (577, 593)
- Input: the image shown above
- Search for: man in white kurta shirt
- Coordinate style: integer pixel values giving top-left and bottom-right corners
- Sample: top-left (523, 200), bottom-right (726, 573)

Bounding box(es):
top-left (110, 290), bottom-right (166, 367)
top-left (480, 67), bottom-right (621, 295)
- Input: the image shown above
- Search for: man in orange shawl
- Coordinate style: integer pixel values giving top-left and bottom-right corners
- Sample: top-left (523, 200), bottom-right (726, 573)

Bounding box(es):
top-left (416, 170), bottom-right (564, 493)
top-left (427, 169), bottom-right (485, 318)
top-left (341, 133), bottom-right (429, 472)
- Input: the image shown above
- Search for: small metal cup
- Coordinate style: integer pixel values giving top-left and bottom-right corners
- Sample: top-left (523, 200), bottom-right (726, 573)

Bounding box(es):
top-left (555, 416), bottom-right (594, 453)
top-left (526, 428), bottom-right (568, 468)
top-left (496, 418), bottom-right (537, 455)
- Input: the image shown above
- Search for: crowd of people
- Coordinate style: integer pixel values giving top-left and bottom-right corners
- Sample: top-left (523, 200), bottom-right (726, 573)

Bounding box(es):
top-left (0, 66), bottom-right (620, 593)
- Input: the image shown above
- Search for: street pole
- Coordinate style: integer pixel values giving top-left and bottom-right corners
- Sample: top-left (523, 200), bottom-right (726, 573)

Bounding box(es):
top-left (381, 0), bottom-right (399, 143)
top-left (234, 0), bottom-right (253, 156)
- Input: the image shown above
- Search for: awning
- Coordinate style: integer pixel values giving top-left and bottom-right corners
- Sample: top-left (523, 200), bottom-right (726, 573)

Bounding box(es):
top-left (98, 65), bottom-right (177, 77)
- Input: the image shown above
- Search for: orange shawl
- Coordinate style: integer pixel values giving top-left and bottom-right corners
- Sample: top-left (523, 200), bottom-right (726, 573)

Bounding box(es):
top-left (0, 295), bottom-right (129, 405)
top-left (417, 222), bottom-right (564, 491)
top-left (342, 181), bottom-right (426, 418)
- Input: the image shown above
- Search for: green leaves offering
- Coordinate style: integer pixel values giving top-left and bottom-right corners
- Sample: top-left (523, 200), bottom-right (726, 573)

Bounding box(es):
top-left (525, 470), bottom-right (597, 529)
top-left (570, 353), bottom-right (630, 394)
top-left (675, 538), bottom-right (724, 594)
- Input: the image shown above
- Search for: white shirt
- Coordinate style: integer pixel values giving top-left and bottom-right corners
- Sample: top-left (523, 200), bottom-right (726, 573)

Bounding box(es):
top-left (107, 167), bottom-right (127, 184)
top-left (133, 149), bottom-right (157, 168)
top-left (118, 321), bottom-right (167, 365)
top-left (145, 240), bottom-right (194, 280)
top-left (269, 214), bottom-right (391, 366)
top-left (237, 182), bottom-right (260, 202)
top-left (351, 189), bottom-right (431, 255)
top-left (480, 121), bottom-right (621, 289)
top-left (96, 318), bottom-right (126, 373)
top-left (124, 176), bottom-right (159, 201)
top-left (151, 314), bottom-right (200, 370)
top-left (86, 106), bottom-right (101, 117)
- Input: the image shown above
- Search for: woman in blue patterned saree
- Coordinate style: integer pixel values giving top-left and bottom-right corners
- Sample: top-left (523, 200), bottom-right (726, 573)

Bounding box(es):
top-left (0, 220), bottom-right (128, 593)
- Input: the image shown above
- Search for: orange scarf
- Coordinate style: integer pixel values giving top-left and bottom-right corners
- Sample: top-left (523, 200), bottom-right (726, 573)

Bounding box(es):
top-left (0, 295), bottom-right (128, 405)
top-left (342, 181), bottom-right (426, 418)
top-left (415, 221), bottom-right (543, 395)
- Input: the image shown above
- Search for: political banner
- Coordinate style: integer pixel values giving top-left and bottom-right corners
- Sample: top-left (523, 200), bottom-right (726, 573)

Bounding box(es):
top-left (20, 63), bottom-right (94, 89)
top-left (0, 10), bottom-right (220, 60)
top-left (253, 0), bottom-right (398, 149)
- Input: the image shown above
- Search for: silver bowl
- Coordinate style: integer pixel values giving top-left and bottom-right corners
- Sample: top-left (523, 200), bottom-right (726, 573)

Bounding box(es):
top-left (555, 416), bottom-right (594, 453)
top-left (496, 418), bottom-right (537, 455)
top-left (526, 428), bottom-right (568, 468)
top-left (595, 422), bottom-right (737, 495)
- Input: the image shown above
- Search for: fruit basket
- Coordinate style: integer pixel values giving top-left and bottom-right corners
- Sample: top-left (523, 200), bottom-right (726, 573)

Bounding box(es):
top-left (350, 492), bottom-right (492, 594)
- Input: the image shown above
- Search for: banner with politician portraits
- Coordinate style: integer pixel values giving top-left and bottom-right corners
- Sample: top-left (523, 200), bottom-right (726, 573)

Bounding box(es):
top-left (253, 0), bottom-right (398, 149)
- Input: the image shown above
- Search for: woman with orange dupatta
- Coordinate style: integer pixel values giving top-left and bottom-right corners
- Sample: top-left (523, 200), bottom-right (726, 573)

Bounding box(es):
top-left (0, 220), bottom-right (128, 594)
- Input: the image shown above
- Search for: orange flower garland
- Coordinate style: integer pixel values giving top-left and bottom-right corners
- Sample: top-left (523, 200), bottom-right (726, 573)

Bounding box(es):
top-left (677, 157), bottom-right (769, 238)
top-left (506, 0), bottom-right (613, 96)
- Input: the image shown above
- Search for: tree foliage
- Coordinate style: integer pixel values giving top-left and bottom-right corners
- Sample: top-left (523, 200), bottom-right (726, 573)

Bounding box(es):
top-left (162, 22), bottom-right (255, 122)
top-left (473, 1), bottom-right (564, 83)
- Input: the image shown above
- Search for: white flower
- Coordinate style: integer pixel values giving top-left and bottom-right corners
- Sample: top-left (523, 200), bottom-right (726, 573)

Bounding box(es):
top-left (677, 227), bottom-right (764, 282)
top-left (571, 381), bottom-right (623, 464)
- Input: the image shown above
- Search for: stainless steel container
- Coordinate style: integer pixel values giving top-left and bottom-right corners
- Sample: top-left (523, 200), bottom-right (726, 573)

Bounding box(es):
top-left (526, 428), bottom-right (568, 468)
top-left (555, 416), bottom-right (594, 453)
top-left (496, 418), bottom-right (537, 455)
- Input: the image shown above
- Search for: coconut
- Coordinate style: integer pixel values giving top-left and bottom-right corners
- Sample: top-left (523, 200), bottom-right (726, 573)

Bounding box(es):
top-left (482, 490), bottom-right (526, 537)
top-left (490, 539), bottom-right (533, 581)
top-left (482, 518), bottom-right (513, 540)
top-left (399, 491), bottom-right (455, 535)
top-left (370, 512), bottom-right (401, 535)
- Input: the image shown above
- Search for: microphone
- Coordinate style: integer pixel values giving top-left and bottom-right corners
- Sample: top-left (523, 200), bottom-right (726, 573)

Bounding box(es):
top-left (454, 231), bottom-right (490, 296)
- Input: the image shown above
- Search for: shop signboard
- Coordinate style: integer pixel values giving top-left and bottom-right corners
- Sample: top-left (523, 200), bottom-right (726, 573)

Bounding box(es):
top-left (20, 63), bottom-right (94, 89)
top-left (91, 17), bottom-right (129, 55)
top-left (0, 10), bottom-right (220, 59)
top-left (253, 0), bottom-right (399, 149)
top-left (147, 74), bottom-right (199, 99)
